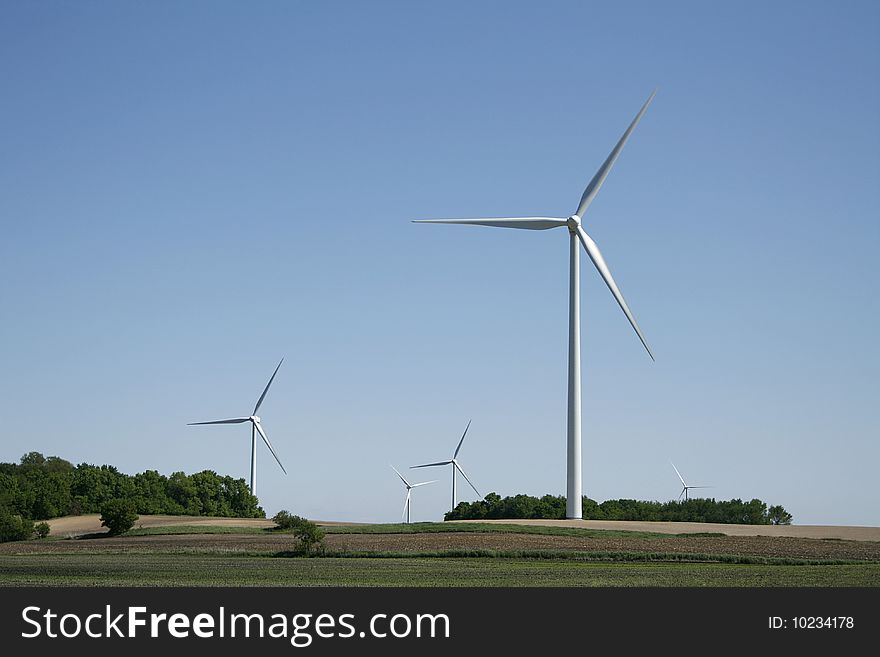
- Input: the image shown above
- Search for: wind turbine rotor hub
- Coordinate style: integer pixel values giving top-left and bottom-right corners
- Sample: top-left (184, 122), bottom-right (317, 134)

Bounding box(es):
top-left (566, 215), bottom-right (581, 232)
top-left (251, 416), bottom-right (260, 423)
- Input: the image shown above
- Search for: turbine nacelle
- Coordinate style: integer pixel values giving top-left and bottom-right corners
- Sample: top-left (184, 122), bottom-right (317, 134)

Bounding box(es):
top-left (251, 416), bottom-right (261, 424)
top-left (566, 215), bottom-right (581, 232)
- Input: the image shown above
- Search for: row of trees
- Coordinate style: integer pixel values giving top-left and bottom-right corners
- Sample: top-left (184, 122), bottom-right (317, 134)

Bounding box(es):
top-left (445, 493), bottom-right (793, 525)
top-left (0, 452), bottom-right (264, 522)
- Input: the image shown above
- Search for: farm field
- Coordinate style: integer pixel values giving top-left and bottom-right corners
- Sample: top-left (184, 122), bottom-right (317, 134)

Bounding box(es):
top-left (1, 553), bottom-right (877, 587)
top-left (40, 514), bottom-right (880, 541)
top-left (1, 516), bottom-right (878, 587)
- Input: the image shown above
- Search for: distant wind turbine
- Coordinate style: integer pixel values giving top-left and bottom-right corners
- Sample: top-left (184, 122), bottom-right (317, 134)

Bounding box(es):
top-left (670, 462), bottom-right (712, 501)
top-left (390, 465), bottom-right (436, 524)
top-left (414, 92), bottom-right (656, 519)
top-left (188, 358), bottom-right (287, 498)
top-left (411, 420), bottom-right (479, 512)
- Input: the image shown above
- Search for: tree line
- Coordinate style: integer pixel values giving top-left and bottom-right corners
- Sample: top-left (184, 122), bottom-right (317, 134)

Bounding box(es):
top-left (0, 451), bottom-right (264, 528)
top-left (445, 492), bottom-right (793, 525)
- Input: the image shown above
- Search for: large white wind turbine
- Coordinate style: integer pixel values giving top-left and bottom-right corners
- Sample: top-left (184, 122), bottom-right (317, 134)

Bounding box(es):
top-left (188, 359), bottom-right (287, 498)
top-left (390, 465), bottom-right (436, 524)
top-left (414, 92), bottom-right (656, 519)
top-left (670, 462), bottom-right (712, 501)
top-left (411, 420), bottom-right (480, 512)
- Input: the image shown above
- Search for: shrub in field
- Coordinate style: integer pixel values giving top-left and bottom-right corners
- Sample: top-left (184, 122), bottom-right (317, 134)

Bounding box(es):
top-left (100, 500), bottom-right (139, 536)
top-left (272, 509), bottom-right (326, 554)
top-left (34, 522), bottom-right (51, 539)
top-left (0, 506), bottom-right (34, 542)
top-left (294, 521), bottom-right (326, 555)
top-left (272, 510), bottom-right (308, 531)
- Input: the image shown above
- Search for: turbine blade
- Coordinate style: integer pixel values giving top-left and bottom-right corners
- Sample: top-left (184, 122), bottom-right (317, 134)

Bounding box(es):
top-left (390, 464), bottom-right (411, 488)
top-left (402, 490), bottom-right (411, 520)
top-left (253, 358), bottom-right (283, 415)
top-left (689, 486), bottom-right (713, 489)
top-left (411, 480), bottom-right (438, 488)
top-left (453, 419), bottom-right (472, 459)
top-left (670, 462), bottom-right (687, 487)
top-left (576, 90), bottom-right (655, 218)
top-left (678, 488), bottom-right (685, 501)
top-left (413, 217), bottom-right (567, 230)
top-left (454, 462), bottom-right (480, 497)
top-left (410, 461), bottom-right (452, 469)
top-left (187, 417), bottom-right (250, 425)
top-left (254, 421), bottom-right (287, 475)
top-left (577, 226), bottom-right (653, 360)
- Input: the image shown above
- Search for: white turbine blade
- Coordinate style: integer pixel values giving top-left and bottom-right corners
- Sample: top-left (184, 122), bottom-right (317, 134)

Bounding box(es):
top-left (454, 462), bottom-right (480, 497)
top-left (402, 490), bottom-right (411, 520)
top-left (411, 460), bottom-right (452, 469)
top-left (413, 217), bottom-right (567, 230)
top-left (187, 417), bottom-right (250, 425)
top-left (453, 419), bottom-right (472, 459)
top-left (254, 421), bottom-right (287, 475)
top-left (410, 480), bottom-right (438, 488)
top-left (689, 486), bottom-right (713, 489)
top-left (577, 226), bottom-right (653, 360)
top-left (678, 488), bottom-right (685, 501)
top-left (390, 464), bottom-right (411, 488)
top-left (576, 90), bottom-right (655, 218)
top-left (253, 358), bottom-right (283, 415)
top-left (670, 462), bottom-right (687, 487)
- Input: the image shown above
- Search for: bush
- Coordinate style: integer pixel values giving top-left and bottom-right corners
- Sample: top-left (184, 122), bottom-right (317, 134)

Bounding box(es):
top-left (272, 509), bottom-right (308, 531)
top-left (34, 522), bottom-right (51, 539)
top-left (294, 521), bottom-right (326, 554)
top-left (100, 500), bottom-right (139, 536)
top-left (271, 509), bottom-right (325, 554)
top-left (0, 507), bottom-right (34, 542)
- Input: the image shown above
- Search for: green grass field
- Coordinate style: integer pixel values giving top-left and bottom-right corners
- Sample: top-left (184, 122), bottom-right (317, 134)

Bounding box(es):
top-left (3, 521), bottom-right (878, 586)
top-left (2, 553), bottom-right (878, 587)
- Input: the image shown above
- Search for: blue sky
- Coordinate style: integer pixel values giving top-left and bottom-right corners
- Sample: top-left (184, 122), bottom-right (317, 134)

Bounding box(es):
top-left (1, 1), bottom-right (877, 525)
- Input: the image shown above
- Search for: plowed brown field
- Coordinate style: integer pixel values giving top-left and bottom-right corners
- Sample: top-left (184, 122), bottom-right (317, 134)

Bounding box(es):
top-left (4, 529), bottom-right (879, 561)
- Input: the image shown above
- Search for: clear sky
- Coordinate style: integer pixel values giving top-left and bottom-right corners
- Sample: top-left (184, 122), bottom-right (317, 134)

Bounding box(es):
top-left (1, 1), bottom-right (877, 525)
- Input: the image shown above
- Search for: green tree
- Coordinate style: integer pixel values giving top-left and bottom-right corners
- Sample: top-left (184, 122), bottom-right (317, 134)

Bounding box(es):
top-left (100, 500), bottom-right (139, 536)
top-left (271, 510), bottom-right (325, 553)
top-left (294, 520), bottom-right (326, 555)
top-left (19, 452), bottom-right (46, 467)
top-left (273, 510), bottom-right (309, 530)
top-left (768, 505), bottom-right (793, 525)
top-left (34, 522), bottom-right (51, 539)
top-left (0, 507), bottom-right (34, 542)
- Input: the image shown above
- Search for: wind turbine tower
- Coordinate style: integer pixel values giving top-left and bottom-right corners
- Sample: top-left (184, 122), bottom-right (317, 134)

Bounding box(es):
top-left (188, 359), bottom-right (287, 497)
top-left (415, 93), bottom-right (656, 518)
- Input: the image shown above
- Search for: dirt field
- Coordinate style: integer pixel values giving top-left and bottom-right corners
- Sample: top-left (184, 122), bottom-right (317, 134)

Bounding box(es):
top-left (46, 514), bottom-right (273, 537)
top-left (7, 529), bottom-right (880, 562)
top-left (45, 514), bottom-right (359, 537)
top-left (46, 514), bottom-right (880, 542)
top-left (452, 518), bottom-right (880, 541)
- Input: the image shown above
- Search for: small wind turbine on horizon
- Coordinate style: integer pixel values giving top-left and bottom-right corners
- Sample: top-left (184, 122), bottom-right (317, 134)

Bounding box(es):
top-left (390, 465), bottom-right (436, 524)
top-left (414, 92), bottom-right (657, 519)
top-left (188, 358), bottom-right (287, 498)
top-left (670, 462), bottom-right (712, 501)
top-left (411, 420), bottom-right (480, 512)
